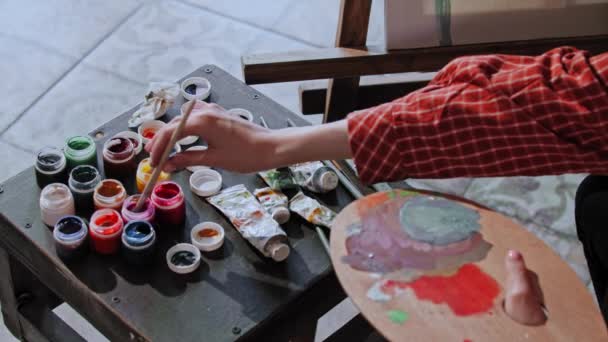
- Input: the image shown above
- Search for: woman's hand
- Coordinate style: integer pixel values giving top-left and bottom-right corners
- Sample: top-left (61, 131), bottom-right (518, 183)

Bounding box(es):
top-left (146, 101), bottom-right (352, 173)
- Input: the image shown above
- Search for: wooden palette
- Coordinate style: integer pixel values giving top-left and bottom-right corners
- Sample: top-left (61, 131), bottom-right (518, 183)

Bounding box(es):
top-left (330, 190), bottom-right (607, 341)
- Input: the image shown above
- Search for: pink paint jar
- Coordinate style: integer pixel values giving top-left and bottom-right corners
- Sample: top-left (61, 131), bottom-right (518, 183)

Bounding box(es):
top-left (151, 181), bottom-right (185, 228)
top-left (121, 194), bottom-right (155, 224)
top-left (40, 183), bottom-right (76, 227)
top-left (89, 209), bottom-right (124, 254)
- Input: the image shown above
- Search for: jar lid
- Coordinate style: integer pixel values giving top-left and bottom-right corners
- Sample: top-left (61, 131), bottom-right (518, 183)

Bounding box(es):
top-left (318, 170), bottom-right (339, 191)
top-left (177, 135), bottom-right (199, 146)
top-left (166, 243), bottom-right (201, 274)
top-left (271, 207), bottom-right (291, 225)
top-left (227, 108), bottom-right (253, 122)
top-left (138, 120), bottom-right (166, 145)
top-left (180, 77), bottom-right (211, 101)
top-left (185, 146), bottom-right (210, 172)
top-left (189, 169), bottom-right (222, 197)
top-left (268, 242), bottom-right (290, 262)
top-left (191, 222), bottom-right (225, 252)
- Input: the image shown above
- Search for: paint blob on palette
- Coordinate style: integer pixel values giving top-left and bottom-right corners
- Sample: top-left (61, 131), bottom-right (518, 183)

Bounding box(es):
top-left (341, 191), bottom-right (499, 319)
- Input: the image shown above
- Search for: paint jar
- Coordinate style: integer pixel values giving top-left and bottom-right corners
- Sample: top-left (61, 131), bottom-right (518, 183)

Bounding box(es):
top-left (93, 179), bottom-right (127, 211)
top-left (191, 222), bottom-right (224, 252)
top-left (136, 158), bottom-right (170, 193)
top-left (121, 195), bottom-right (156, 224)
top-left (189, 169), bottom-right (222, 197)
top-left (121, 220), bottom-right (156, 265)
top-left (102, 137), bottom-right (136, 179)
top-left (151, 181), bottom-right (185, 228)
top-left (138, 120), bottom-right (166, 145)
top-left (227, 108), bottom-right (253, 122)
top-left (68, 165), bottom-right (101, 213)
top-left (53, 216), bottom-right (88, 260)
top-left (113, 131), bottom-right (143, 155)
top-left (89, 209), bottom-right (124, 254)
top-left (40, 183), bottom-right (75, 227)
top-left (35, 147), bottom-right (68, 189)
top-left (64, 135), bottom-right (97, 170)
top-left (166, 243), bottom-right (201, 274)
top-left (180, 77), bottom-right (211, 101)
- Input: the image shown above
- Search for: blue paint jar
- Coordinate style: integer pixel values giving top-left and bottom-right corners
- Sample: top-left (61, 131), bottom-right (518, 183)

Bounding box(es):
top-left (121, 220), bottom-right (156, 265)
top-left (53, 216), bottom-right (88, 260)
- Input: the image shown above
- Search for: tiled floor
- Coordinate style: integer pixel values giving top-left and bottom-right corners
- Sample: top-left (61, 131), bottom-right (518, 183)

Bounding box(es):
top-left (0, 0), bottom-right (595, 341)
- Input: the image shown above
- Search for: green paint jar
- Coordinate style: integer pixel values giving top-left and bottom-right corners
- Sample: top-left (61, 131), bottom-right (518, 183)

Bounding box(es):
top-left (64, 135), bottom-right (97, 170)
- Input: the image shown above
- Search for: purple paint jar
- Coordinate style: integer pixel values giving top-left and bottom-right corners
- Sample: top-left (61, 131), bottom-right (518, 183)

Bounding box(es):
top-left (121, 195), bottom-right (156, 224)
top-left (53, 216), bottom-right (88, 260)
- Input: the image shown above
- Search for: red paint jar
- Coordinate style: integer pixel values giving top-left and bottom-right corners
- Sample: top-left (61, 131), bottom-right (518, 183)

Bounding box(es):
top-left (89, 209), bottom-right (124, 254)
top-left (103, 137), bottom-right (135, 180)
top-left (151, 181), bottom-right (185, 228)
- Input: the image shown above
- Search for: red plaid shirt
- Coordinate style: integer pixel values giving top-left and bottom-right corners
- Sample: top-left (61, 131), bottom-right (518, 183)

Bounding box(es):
top-left (348, 47), bottom-right (608, 184)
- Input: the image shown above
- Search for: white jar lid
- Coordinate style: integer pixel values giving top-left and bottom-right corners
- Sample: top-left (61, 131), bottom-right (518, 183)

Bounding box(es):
top-left (318, 171), bottom-right (339, 191)
top-left (138, 120), bottom-right (166, 145)
top-left (189, 169), bottom-right (222, 197)
top-left (191, 222), bottom-right (225, 252)
top-left (177, 135), bottom-right (199, 146)
top-left (166, 243), bottom-right (201, 274)
top-left (268, 242), bottom-right (290, 262)
top-left (180, 77), bottom-right (211, 101)
top-left (185, 145), bottom-right (210, 172)
top-left (227, 108), bottom-right (253, 122)
top-left (271, 207), bottom-right (290, 225)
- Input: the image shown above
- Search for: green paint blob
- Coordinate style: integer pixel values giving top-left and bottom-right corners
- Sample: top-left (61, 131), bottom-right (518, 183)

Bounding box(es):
top-left (387, 310), bottom-right (409, 324)
top-left (399, 190), bottom-right (417, 197)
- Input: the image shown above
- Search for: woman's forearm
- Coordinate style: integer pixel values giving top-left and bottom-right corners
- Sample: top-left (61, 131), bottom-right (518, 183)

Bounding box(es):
top-left (269, 120), bottom-right (352, 168)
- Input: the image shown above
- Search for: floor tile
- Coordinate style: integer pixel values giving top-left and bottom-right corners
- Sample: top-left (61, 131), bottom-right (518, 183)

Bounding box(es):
top-left (3, 65), bottom-right (146, 152)
top-left (0, 0), bottom-right (142, 58)
top-left (463, 174), bottom-right (585, 238)
top-left (0, 140), bottom-right (35, 182)
top-left (274, 0), bottom-right (341, 48)
top-left (84, 0), bottom-right (266, 84)
top-left (406, 177), bottom-right (473, 197)
top-left (0, 35), bottom-right (76, 132)
top-left (180, 0), bottom-right (291, 33)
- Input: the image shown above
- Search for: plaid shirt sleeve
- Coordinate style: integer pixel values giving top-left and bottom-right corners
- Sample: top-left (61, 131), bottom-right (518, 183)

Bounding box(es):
top-left (348, 47), bottom-right (608, 184)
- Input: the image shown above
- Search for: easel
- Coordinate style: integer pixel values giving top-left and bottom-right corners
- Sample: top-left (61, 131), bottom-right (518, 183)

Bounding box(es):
top-left (242, 0), bottom-right (608, 123)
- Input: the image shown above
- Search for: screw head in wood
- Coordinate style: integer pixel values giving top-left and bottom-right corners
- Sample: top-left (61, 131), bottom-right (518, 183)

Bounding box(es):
top-left (24, 223), bottom-right (31, 229)
top-left (252, 94), bottom-right (260, 99)
top-left (112, 297), bottom-right (121, 303)
top-left (204, 68), bottom-right (212, 73)
top-left (232, 327), bottom-right (241, 335)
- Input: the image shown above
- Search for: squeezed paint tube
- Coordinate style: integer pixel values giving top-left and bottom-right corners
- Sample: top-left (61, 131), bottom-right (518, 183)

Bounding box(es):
top-left (289, 161), bottom-right (338, 193)
top-left (258, 168), bottom-right (297, 191)
top-left (207, 184), bottom-right (290, 261)
top-left (289, 192), bottom-right (336, 229)
top-left (254, 187), bottom-right (290, 224)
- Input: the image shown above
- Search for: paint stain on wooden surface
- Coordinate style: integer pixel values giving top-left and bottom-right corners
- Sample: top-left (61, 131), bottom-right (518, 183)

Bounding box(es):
top-left (387, 309), bottom-right (409, 324)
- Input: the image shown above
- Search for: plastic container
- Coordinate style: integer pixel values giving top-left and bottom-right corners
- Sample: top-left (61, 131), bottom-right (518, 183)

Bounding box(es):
top-left (136, 158), bottom-right (170, 193)
top-left (151, 181), bottom-right (185, 228)
top-left (112, 131), bottom-right (143, 155)
top-left (227, 108), bottom-right (253, 122)
top-left (185, 145), bottom-right (209, 172)
top-left (68, 165), bottom-right (101, 213)
top-left (138, 120), bottom-right (166, 145)
top-left (312, 166), bottom-right (339, 193)
top-left (189, 169), bottom-right (222, 197)
top-left (121, 220), bottom-right (156, 265)
top-left (166, 243), bottom-right (201, 274)
top-left (53, 216), bottom-right (88, 260)
top-left (89, 209), bottom-right (124, 254)
top-left (121, 195), bottom-right (156, 224)
top-left (93, 179), bottom-right (127, 211)
top-left (102, 137), bottom-right (136, 179)
top-left (35, 147), bottom-right (68, 188)
top-left (191, 222), bottom-right (225, 252)
top-left (177, 135), bottom-right (199, 146)
top-left (64, 135), bottom-right (97, 170)
top-left (180, 77), bottom-right (211, 101)
top-left (40, 183), bottom-right (75, 227)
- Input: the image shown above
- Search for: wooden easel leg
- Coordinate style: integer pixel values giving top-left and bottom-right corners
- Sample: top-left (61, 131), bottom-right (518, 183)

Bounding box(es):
top-left (0, 248), bottom-right (25, 340)
top-left (323, 0), bottom-right (372, 123)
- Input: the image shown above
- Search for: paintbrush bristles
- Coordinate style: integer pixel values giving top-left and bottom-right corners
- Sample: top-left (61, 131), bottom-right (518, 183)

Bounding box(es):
top-left (133, 99), bottom-right (197, 212)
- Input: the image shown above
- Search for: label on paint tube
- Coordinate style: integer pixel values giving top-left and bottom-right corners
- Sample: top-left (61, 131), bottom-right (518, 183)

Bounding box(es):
top-left (254, 187), bottom-right (290, 224)
top-left (207, 184), bottom-right (287, 257)
top-left (289, 192), bottom-right (336, 229)
top-left (289, 162), bottom-right (338, 193)
top-left (258, 168), bottom-right (297, 191)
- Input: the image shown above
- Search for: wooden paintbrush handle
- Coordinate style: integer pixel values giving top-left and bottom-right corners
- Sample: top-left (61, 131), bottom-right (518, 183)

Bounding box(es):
top-left (134, 100), bottom-right (197, 212)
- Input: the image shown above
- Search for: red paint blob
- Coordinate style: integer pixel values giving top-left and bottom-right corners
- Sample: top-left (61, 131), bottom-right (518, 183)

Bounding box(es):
top-left (464, 339), bottom-right (473, 342)
top-left (382, 264), bottom-right (500, 316)
top-left (142, 129), bottom-right (156, 139)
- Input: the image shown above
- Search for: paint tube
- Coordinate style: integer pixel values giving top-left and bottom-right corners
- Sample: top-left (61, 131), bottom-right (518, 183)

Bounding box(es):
top-left (207, 184), bottom-right (290, 261)
top-left (289, 161), bottom-right (338, 193)
top-left (254, 187), bottom-right (290, 224)
top-left (289, 192), bottom-right (336, 229)
top-left (258, 167), bottom-right (297, 190)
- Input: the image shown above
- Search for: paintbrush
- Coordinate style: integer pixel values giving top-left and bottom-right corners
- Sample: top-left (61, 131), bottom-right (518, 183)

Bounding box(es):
top-left (133, 100), bottom-right (197, 212)
top-left (323, 160), bottom-right (364, 199)
top-left (259, 116), bottom-right (269, 129)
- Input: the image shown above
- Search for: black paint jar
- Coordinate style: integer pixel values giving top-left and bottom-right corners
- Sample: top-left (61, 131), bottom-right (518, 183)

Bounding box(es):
top-left (53, 216), bottom-right (88, 260)
top-left (35, 147), bottom-right (68, 188)
top-left (121, 220), bottom-right (156, 265)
